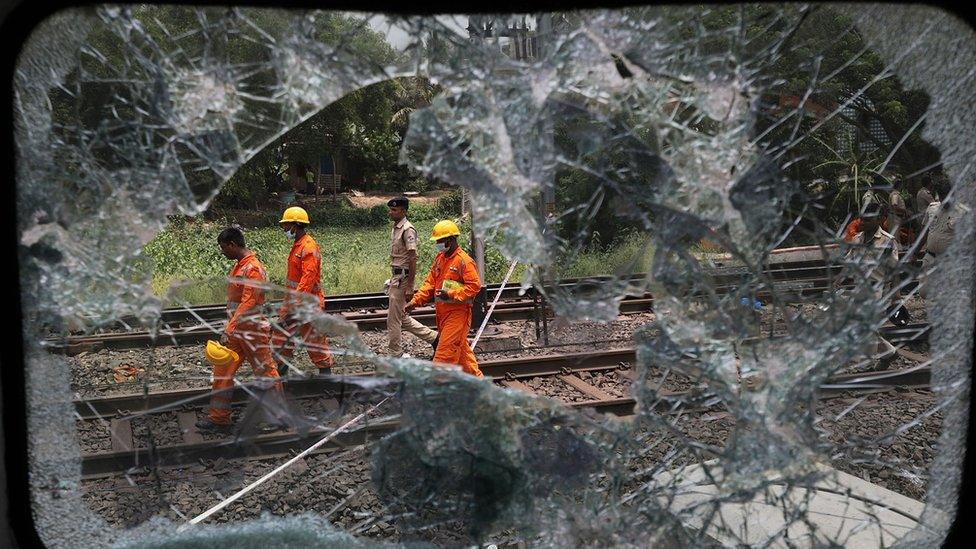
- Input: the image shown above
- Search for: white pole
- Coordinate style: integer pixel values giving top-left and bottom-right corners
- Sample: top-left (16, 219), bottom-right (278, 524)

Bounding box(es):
top-left (470, 259), bottom-right (518, 349)
top-left (179, 396), bottom-right (389, 530)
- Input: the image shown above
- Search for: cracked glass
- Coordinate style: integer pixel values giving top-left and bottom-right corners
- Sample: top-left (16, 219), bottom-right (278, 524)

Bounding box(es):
top-left (15, 3), bottom-right (975, 547)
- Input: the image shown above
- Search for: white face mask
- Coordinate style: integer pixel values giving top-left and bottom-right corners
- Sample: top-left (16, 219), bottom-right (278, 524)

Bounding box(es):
top-left (284, 229), bottom-right (296, 239)
top-left (436, 241), bottom-right (448, 253)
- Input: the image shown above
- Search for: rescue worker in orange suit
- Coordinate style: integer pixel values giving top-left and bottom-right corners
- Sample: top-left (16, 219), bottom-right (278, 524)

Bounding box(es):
top-left (273, 207), bottom-right (334, 376)
top-left (405, 220), bottom-right (483, 377)
top-left (197, 227), bottom-right (283, 432)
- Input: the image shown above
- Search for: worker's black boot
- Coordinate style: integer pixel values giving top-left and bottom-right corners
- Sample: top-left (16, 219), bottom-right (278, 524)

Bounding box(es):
top-left (195, 418), bottom-right (232, 434)
top-left (888, 305), bottom-right (912, 326)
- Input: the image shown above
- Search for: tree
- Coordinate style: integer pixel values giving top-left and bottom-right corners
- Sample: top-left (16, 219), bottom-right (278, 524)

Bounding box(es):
top-left (391, 76), bottom-right (440, 136)
top-left (652, 4), bottom-right (943, 225)
top-left (260, 78), bottom-right (425, 194)
top-left (746, 6), bottom-right (942, 218)
top-left (51, 6), bottom-right (405, 205)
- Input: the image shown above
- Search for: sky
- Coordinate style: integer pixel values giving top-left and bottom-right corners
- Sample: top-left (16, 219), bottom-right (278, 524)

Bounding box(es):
top-left (366, 14), bottom-right (471, 51)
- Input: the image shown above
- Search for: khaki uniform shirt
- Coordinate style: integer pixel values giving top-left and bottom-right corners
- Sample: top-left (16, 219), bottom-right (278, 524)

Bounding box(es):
top-left (915, 188), bottom-right (936, 214)
top-left (390, 218), bottom-right (418, 269)
top-left (926, 202), bottom-right (958, 256)
top-left (888, 191), bottom-right (909, 231)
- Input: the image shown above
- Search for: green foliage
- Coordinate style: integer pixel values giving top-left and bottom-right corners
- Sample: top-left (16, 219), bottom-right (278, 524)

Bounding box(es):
top-left (214, 144), bottom-right (287, 208)
top-left (436, 188), bottom-right (464, 218)
top-left (75, 6), bottom-right (418, 206)
top-left (404, 203), bottom-right (441, 222)
top-left (302, 203), bottom-right (390, 227)
top-left (550, 233), bottom-right (653, 280)
top-left (655, 4), bottom-right (945, 229)
top-left (550, 109), bottom-right (658, 250)
top-left (213, 74), bottom-right (438, 203)
top-left (144, 214), bottom-right (645, 304)
top-left (144, 221), bottom-right (226, 280)
top-left (483, 244), bottom-right (528, 283)
top-left (809, 135), bottom-right (890, 222)
top-left (747, 6), bottom-right (941, 191)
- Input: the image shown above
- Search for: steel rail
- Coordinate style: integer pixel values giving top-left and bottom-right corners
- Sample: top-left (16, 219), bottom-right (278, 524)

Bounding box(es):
top-left (77, 345), bottom-right (931, 477)
top-left (49, 271), bottom-right (857, 355)
top-left (71, 320), bottom-right (929, 420)
top-left (121, 251), bottom-right (842, 327)
top-left (73, 348), bottom-right (638, 420)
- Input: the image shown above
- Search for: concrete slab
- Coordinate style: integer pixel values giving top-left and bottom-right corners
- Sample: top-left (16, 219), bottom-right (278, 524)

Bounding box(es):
top-left (652, 459), bottom-right (926, 547)
top-left (473, 324), bottom-right (523, 354)
top-left (702, 244), bottom-right (843, 267)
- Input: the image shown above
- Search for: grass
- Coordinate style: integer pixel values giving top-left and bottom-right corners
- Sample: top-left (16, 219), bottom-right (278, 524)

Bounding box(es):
top-left (144, 217), bottom-right (657, 306)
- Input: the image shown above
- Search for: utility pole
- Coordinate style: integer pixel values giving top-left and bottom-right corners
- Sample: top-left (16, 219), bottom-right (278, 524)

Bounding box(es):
top-left (463, 15), bottom-right (560, 332)
top-left (535, 14), bottom-right (557, 216)
top-left (461, 187), bottom-right (488, 329)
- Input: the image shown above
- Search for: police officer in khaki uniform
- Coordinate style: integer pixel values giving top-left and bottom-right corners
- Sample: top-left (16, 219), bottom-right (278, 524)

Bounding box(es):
top-left (387, 196), bottom-right (439, 356)
top-left (849, 203), bottom-right (904, 361)
top-left (918, 188), bottom-right (959, 308)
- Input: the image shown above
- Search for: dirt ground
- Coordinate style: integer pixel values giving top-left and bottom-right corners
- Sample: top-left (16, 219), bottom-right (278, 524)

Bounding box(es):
top-left (205, 190), bottom-right (448, 228)
top-left (344, 190), bottom-right (449, 209)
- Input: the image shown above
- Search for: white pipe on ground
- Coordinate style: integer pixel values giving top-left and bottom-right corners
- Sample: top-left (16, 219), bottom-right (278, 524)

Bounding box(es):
top-left (470, 259), bottom-right (518, 349)
top-left (179, 396), bottom-right (390, 530)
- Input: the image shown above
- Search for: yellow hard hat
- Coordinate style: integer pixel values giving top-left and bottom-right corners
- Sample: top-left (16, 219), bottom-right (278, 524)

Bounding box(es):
top-left (280, 206), bottom-right (310, 225)
top-left (430, 219), bottom-right (461, 241)
top-left (204, 340), bottom-right (240, 367)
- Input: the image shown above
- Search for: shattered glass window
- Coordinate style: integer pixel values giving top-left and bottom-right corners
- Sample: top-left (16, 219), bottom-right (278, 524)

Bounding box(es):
top-left (15, 3), bottom-right (974, 546)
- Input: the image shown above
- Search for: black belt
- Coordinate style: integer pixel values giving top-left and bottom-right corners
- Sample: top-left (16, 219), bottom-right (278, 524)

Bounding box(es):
top-left (392, 267), bottom-right (410, 275)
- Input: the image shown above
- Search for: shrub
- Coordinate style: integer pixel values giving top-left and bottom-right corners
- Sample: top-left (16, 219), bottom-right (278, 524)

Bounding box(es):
top-left (437, 188), bottom-right (463, 217)
top-left (407, 202), bottom-right (440, 222)
top-left (305, 203), bottom-right (389, 227)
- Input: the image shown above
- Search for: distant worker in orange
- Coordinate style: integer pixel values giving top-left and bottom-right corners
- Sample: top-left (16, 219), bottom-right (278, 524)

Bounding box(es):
top-left (273, 206), bottom-right (334, 376)
top-left (405, 220), bottom-right (483, 377)
top-left (197, 226), bottom-right (282, 432)
top-left (843, 217), bottom-right (863, 242)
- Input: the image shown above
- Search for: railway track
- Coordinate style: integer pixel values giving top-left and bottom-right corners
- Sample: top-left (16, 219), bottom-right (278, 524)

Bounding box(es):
top-left (115, 245), bottom-right (844, 327)
top-left (50, 260), bottom-right (855, 355)
top-left (77, 343), bottom-right (931, 478)
top-left (68, 243), bottom-right (929, 477)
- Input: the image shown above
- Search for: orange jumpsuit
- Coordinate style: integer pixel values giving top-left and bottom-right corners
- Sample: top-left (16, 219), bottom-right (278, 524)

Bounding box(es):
top-left (209, 252), bottom-right (281, 425)
top-left (844, 218), bottom-right (862, 242)
top-left (272, 233), bottom-right (334, 370)
top-left (845, 217), bottom-right (916, 248)
top-left (410, 247), bottom-right (483, 377)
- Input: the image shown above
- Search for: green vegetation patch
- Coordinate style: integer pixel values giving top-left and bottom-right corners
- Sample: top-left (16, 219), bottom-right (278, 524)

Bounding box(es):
top-left (144, 214), bottom-right (650, 305)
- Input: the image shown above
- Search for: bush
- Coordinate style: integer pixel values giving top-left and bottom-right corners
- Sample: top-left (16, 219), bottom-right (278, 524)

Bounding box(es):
top-left (483, 244), bottom-right (528, 283)
top-left (406, 202), bottom-right (440, 222)
top-left (304, 203), bottom-right (389, 227)
top-left (437, 188), bottom-right (463, 217)
top-left (143, 220), bottom-right (225, 279)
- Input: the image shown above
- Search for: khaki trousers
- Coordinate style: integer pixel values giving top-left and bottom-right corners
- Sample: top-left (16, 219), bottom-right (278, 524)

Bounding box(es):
top-left (387, 278), bottom-right (438, 354)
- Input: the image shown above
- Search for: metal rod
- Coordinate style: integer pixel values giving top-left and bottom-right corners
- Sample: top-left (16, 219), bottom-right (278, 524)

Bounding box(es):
top-left (180, 396), bottom-right (390, 529)
top-left (471, 260), bottom-right (518, 348)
